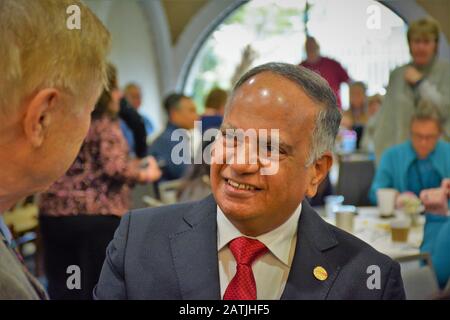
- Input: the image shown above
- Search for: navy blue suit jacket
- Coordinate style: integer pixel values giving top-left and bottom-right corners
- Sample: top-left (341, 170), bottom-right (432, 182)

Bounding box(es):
top-left (94, 195), bottom-right (405, 299)
top-left (148, 122), bottom-right (190, 182)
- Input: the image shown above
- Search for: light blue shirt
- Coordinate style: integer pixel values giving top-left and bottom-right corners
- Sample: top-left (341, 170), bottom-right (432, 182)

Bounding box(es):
top-left (119, 119), bottom-right (136, 157)
top-left (406, 157), bottom-right (442, 197)
top-left (421, 214), bottom-right (450, 288)
top-left (369, 140), bottom-right (450, 204)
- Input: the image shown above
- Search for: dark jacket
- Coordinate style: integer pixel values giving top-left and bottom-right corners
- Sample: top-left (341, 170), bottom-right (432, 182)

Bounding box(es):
top-left (119, 98), bottom-right (147, 159)
top-left (94, 195), bottom-right (405, 300)
top-left (148, 122), bottom-right (190, 182)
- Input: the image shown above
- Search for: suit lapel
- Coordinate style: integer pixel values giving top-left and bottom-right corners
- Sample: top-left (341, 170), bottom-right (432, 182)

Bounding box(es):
top-left (281, 200), bottom-right (341, 300)
top-left (169, 195), bottom-right (221, 299)
top-left (169, 196), bottom-right (342, 300)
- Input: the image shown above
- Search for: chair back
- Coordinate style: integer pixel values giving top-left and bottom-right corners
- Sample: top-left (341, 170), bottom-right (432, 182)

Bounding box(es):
top-left (336, 159), bottom-right (375, 206)
top-left (396, 253), bottom-right (440, 300)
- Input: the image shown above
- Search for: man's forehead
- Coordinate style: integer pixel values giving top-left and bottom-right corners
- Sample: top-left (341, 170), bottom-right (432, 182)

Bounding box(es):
top-left (127, 86), bottom-right (140, 94)
top-left (232, 72), bottom-right (314, 103)
top-left (229, 75), bottom-right (316, 121)
top-left (411, 119), bottom-right (440, 132)
top-left (236, 72), bottom-right (291, 90)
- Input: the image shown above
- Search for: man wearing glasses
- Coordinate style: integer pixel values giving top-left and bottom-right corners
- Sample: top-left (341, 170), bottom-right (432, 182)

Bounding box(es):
top-left (369, 100), bottom-right (450, 204)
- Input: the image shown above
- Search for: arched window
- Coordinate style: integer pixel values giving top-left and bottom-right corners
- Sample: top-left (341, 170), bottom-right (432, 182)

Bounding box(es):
top-left (183, 0), bottom-right (410, 112)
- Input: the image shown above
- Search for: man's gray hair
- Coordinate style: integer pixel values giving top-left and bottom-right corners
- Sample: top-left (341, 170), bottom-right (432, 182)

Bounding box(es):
top-left (231, 62), bottom-right (342, 166)
top-left (411, 99), bottom-right (445, 131)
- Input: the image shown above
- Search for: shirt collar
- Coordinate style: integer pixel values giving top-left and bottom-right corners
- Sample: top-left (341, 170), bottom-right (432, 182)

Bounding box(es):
top-left (407, 139), bottom-right (438, 163)
top-left (167, 122), bottom-right (181, 131)
top-left (0, 214), bottom-right (13, 247)
top-left (217, 202), bottom-right (302, 267)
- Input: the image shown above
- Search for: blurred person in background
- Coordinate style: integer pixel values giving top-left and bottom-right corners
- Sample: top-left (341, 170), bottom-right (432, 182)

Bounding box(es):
top-left (201, 88), bottom-right (228, 133)
top-left (177, 162), bottom-right (212, 203)
top-left (369, 101), bottom-right (450, 204)
top-left (360, 94), bottom-right (383, 154)
top-left (345, 82), bottom-right (368, 126)
top-left (343, 81), bottom-right (368, 149)
top-left (148, 93), bottom-right (199, 182)
top-left (373, 18), bottom-right (450, 162)
top-left (123, 82), bottom-right (154, 138)
top-left (118, 87), bottom-right (148, 159)
top-left (367, 94), bottom-right (382, 118)
top-left (38, 64), bottom-right (161, 300)
top-left (0, 0), bottom-right (110, 299)
top-left (300, 36), bottom-right (350, 108)
top-left (178, 88), bottom-right (229, 202)
top-left (420, 178), bottom-right (450, 289)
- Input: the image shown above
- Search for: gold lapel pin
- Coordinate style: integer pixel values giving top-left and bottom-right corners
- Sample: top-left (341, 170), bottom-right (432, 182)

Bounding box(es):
top-left (313, 266), bottom-right (328, 281)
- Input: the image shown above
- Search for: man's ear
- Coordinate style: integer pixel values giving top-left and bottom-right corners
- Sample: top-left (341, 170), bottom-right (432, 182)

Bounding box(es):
top-left (23, 88), bottom-right (59, 148)
top-left (305, 152), bottom-right (333, 198)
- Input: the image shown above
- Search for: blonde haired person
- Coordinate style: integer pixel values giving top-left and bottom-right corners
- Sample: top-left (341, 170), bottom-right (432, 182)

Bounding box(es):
top-left (0, 0), bottom-right (110, 299)
top-left (373, 17), bottom-right (450, 162)
top-left (38, 65), bottom-right (161, 300)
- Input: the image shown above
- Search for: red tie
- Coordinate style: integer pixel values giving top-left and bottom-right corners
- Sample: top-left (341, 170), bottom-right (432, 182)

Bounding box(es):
top-left (223, 237), bottom-right (268, 300)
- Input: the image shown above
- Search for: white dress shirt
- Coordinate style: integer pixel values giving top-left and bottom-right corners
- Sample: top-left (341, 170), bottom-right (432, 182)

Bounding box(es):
top-left (217, 202), bottom-right (302, 300)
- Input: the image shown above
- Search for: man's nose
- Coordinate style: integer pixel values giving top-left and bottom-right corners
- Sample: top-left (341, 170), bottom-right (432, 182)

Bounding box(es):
top-left (228, 142), bottom-right (261, 175)
top-left (229, 159), bottom-right (260, 175)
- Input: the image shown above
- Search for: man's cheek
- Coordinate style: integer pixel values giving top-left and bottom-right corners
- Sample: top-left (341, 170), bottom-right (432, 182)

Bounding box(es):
top-left (210, 164), bottom-right (222, 186)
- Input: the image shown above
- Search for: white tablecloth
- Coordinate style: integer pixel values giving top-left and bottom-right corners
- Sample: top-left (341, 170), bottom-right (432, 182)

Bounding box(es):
top-left (317, 206), bottom-right (423, 259)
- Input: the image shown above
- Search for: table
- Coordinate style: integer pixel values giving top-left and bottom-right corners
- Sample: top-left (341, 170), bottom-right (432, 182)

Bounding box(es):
top-left (315, 206), bottom-right (424, 259)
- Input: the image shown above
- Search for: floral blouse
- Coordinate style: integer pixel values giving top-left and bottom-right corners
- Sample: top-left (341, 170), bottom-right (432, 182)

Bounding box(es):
top-left (39, 116), bottom-right (141, 217)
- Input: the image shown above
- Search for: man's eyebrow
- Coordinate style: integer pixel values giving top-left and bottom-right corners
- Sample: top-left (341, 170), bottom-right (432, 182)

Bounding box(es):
top-left (220, 124), bottom-right (293, 153)
top-left (267, 138), bottom-right (293, 154)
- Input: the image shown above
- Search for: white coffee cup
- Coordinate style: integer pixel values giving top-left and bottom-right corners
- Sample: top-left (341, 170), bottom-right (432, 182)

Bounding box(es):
top-left (335, 210), bottom-right (355, 233)
top-left (377, 188), bottom-right (398, 217)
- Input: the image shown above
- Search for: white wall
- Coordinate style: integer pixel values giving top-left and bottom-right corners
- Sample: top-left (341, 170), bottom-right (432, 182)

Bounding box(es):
top-left (85, 0), bottom-right (165, 132)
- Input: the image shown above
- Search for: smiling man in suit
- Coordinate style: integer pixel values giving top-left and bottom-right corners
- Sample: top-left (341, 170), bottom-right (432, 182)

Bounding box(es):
top-left (95, 62), bottom-right (405, 300)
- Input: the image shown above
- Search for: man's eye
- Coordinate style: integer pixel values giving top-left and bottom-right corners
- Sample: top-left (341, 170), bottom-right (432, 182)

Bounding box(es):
top-left (265, 144), bottom-right (276, 151)
top-left (266, 145), bottom-right (285, 155)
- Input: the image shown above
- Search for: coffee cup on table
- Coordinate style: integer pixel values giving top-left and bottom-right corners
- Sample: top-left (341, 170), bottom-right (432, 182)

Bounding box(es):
top-left (335, 206), bottom-right (356, 233)
top-left (377, 188), bottom-right (398, 217)
top-left (390, 219), bottom-right (411, 243)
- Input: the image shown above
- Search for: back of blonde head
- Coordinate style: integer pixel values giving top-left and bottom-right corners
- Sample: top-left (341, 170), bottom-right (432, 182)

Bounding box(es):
top-left (0, 0), bottom-right (111, 118)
